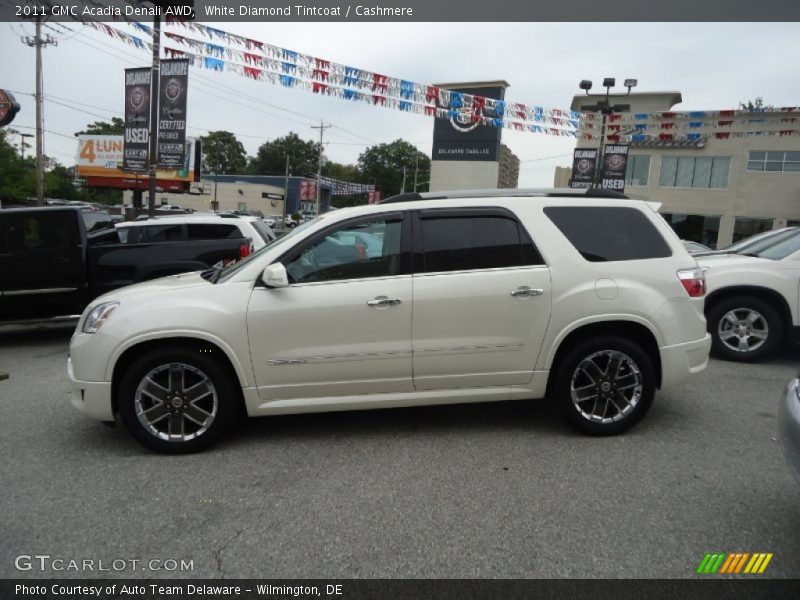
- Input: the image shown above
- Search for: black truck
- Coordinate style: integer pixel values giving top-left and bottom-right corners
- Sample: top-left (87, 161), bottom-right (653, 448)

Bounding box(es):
top-left (0, 207), bottom-right (252, 323)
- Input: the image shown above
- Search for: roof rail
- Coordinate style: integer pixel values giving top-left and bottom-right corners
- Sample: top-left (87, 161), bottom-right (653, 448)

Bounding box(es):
top-left (379, 187), bottom-right (629, 204)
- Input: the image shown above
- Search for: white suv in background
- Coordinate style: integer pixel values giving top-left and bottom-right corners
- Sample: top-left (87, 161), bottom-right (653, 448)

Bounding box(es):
top-left (116, 213), bottom-right (276, 251)
top-left (698, 227), bottom-right (800, 361)
top-left (68, 189), bottom-right (711, 453)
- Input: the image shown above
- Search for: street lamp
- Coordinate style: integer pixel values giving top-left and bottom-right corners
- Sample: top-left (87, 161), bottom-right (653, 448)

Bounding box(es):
top-left (578, 77), bottom-right (638, 187)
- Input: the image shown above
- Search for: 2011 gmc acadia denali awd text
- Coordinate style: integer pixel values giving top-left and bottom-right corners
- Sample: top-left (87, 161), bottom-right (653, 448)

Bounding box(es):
top-left (67, 189), bottom-right (712, 453)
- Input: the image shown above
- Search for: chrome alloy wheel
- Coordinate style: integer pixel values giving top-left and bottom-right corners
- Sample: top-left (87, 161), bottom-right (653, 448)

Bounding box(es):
top-left (134, 363), bottom-right (218, 442)
top-left (717, 308), bottom-right (769, 353)
top-left (570, 350), bottom-right (643, 424)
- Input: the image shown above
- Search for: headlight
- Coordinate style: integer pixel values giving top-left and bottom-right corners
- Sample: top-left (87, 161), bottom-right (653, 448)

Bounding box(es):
top-left (82, 301), bottom-right (120, 334)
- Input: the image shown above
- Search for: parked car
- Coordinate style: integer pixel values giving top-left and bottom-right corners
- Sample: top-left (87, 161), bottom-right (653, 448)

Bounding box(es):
top-left (0, 207), bottom-right (253, 323)
top-left (67, 188), bottom-right (711, 453)
top-left (116, 213), bottom-right (276, 252)
top-left (682, 240), bottom-right (712, 254)
top-left (778, 372), bottom-right (800, 483)
top-left (697, 228), bottom-right (800, 361)
top-left (694, 227), bottom-right (798, 257)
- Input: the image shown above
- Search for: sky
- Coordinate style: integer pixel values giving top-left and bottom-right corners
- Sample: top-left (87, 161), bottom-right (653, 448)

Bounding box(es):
top-left (1, 20), bottom-right (799, 187)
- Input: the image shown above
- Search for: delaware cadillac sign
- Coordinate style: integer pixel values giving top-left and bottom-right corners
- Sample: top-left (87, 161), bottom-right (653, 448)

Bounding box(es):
top-left (0, 89), bottom-right (20, 127)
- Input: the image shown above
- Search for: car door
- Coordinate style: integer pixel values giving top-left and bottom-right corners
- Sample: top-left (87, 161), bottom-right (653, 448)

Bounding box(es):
top-left (1, 210), bottom-right (86, 321)
top-left (411, 208), bottom-right (552, 390)
top-left (247, 211), bottom-right (414, 402)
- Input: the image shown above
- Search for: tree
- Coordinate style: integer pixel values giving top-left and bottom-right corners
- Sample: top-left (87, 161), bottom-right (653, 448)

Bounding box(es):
top-left (357, 139), bottom-right (430, 197)
top-left (75, 117), bottom-right (125, 136)
top-left (0, 129), bottom-right (35, 203)
top-left (248, 132), bottom-right (320, 177)
top-left (738, 97), bottom-right (775, 112)
top-left (200, 130), bottom-right (247, 174)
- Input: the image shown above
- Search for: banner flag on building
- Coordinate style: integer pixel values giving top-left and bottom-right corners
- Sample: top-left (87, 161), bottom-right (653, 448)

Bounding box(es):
top-left (158, 59), bottom-right (190, 169)
top-left (367, 191), bottom-right (382, 204)
top-left (568, 148), bottom-right (598, 189)
top-left (600, 144), bottom-right (629, 192)
top-left (123, 67), bottom-right (151, 173)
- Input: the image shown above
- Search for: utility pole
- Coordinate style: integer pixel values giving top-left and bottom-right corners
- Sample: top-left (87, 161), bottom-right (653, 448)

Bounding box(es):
top-left (413, 153), bottom-right (419, 191)
top-left (147, 15), bottom-right (162, 218)
top-left (23, 17), bottom-right (57, 206)
top-left (283, 153), bottom-right (290, 228)
top-left (401, 167), bottom-right (407, 194)
top-left (20, 133), bottom-right (34, 163)
top-left (311, 119), bottom-right (331, 216)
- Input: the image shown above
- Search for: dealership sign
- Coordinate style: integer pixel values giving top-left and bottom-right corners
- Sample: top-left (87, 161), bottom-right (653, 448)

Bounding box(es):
top-left (0, 89), bottom-right (20, 127)
top-left (600, 144), bottom-right (629, 192)
top-left (158, 59), bottom-right (189, 169)
top-left (431, 84), bottom-right (505, 162)
top-left (123, 67), bottom-right (151, 172)
top-left (568, 148), bottom-right (598, 189)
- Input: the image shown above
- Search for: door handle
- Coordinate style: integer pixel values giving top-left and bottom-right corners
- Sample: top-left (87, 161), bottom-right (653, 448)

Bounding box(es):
top-left (367, 296), bottom-right (402, 307)
top-left (510, 286), bottom-right (544, 298)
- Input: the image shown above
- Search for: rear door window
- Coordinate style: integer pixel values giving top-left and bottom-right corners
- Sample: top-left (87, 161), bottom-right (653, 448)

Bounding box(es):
top-left (544, 206), bottom-right (672, 262)
top-left (418, 212), bottom-right (543, 273)
top-left (186, 223), bottom-right (241, 240)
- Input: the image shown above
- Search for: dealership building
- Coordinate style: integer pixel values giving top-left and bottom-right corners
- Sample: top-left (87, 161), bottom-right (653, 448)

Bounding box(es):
top-left (562, 91), bottom-right (800, 248)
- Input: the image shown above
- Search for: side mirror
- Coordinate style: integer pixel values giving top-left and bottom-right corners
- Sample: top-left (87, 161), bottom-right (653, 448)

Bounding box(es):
top-left (262, 263), bottom-right (289, 288)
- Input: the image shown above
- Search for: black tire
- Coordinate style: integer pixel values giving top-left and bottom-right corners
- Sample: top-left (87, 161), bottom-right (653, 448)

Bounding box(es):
top-left (552, 336), bottom-right (656, 436)
top-left (118, 345), bottom-right (240, 453)
top-left (707, 296), bottom-right (781, 362)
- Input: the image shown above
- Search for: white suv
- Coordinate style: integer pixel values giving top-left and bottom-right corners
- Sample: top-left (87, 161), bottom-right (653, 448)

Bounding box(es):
top-left (116, 213), bottom-right (276, 251)
top-left (68, 189), bottom-right (711, 453)
top-left (697, 227), bottom-right (800, 361)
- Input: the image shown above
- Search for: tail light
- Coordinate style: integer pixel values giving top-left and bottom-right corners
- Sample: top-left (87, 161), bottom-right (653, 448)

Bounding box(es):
top-left (677, 267), bottom-right (706, 297)
top-left (239, 242), bottom-right (251, 259)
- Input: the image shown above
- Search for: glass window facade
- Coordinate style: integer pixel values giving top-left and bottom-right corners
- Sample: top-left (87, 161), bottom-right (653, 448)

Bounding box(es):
top-left (659, 156), bottom-right (731, 188)
top-left (746, 151), bottom-right (800, 172)
top-left (660, 213), bottom-right (722, 249)
top-left (624, 155), bottom-right (651, 186)
top-left (732, 217), bottom-right (775, 243)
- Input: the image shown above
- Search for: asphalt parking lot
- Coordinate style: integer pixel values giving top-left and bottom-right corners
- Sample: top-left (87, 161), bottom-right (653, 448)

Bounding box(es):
top-left (1, 323), bottom-right (798, 579)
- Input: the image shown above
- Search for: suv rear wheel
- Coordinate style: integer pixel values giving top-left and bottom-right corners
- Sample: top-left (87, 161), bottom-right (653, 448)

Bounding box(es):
top-left (553, 336), bottom-right (656, 435)
top-left (707, 296), bottom-right (781, 362)
top-left (118, 345), bottom-right (239, 453)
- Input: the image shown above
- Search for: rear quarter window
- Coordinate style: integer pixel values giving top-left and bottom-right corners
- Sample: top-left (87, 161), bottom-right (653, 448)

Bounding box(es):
top-left (186, 223), bottom-right (241, 240)
top-left (544, 206), bottom-right (672, 262)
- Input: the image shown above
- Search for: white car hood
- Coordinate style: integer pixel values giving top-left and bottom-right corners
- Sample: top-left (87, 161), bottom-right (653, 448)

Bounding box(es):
top-left (92, 271), bottom-right (211, 305)
top-left (696, 254), bottom-right (770, 269)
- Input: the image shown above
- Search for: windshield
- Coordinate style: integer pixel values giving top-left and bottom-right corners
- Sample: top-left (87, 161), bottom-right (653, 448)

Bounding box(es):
top-left (215, 217), bottom-right (320, 282)
top-left (747, 230), bottom-right (800, 260)
top-left (722, 228), bottom-right (797, 254)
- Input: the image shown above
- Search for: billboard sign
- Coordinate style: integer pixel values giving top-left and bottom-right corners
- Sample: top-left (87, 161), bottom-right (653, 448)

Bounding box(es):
top-left (568, 148), bottom-right (598, 189)
top-left (76, 135), bottom-right (200, 190)
top-left (158, 59), bottom-right (189, 169)
top-left (600, 144), bottom-right (629, 192)
top-left (123, 67), bottom-right (151, 172)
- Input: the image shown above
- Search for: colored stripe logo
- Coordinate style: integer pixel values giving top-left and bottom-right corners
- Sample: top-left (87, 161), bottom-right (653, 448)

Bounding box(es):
top-left (696, 552), bottom-right (773, 574)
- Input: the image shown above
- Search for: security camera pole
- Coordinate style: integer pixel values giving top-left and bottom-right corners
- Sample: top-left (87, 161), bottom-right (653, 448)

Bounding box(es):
top-left (578, 77), bottom-right (637, 188)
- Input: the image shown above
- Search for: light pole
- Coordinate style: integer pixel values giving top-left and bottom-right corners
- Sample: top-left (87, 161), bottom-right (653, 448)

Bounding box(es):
top-left (19, 133), bottom-right (34, 163)
top-left (578, 77), bottom-right (637, 188)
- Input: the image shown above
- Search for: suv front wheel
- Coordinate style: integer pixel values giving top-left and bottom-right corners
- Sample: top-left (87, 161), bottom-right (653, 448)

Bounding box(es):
top-left (707, 296), bottom-right (781, 362)
top-left (553, 336), bottom-right (656, 435)
top-left (118, 345), bottom-right (239, 453)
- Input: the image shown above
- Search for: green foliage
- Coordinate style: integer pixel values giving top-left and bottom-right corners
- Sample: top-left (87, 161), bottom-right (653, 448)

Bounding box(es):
top-left (248, 132), bottom-right (320, 177)
top-left (738, 97), bottom-right (775, 112)
top-left (357, 139), bottom-right (430, 197)
top-left (75, 118), bottom-right (125, 136)
top-left (200, 130), bottom-right (247, 175)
